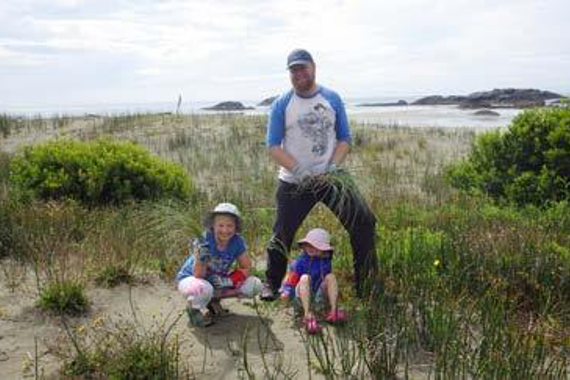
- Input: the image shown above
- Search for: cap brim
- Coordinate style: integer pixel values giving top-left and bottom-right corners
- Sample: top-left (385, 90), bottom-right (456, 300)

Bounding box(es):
top-left (287, 60), bottom-right (312, 69)
top-left (297, 238), bottom-right (333, 252)
top-left (204, 212), bottom-right (241, 231)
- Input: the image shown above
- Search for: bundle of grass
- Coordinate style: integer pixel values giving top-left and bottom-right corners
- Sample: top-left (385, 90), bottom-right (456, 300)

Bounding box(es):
top-left (298, 168), bottom-right (370, 230)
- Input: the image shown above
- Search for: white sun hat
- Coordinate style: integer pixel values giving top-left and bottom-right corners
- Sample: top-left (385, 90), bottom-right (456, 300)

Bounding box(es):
top-left (297, 228), bottom-right (333, 252)
top-left (213, 202), bottom-right (240, 217)
top-left (205, 202), bottom-right (242, 231)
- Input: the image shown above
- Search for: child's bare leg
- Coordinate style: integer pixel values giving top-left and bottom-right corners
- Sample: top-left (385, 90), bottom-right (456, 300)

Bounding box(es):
top-left (323, 273), bottom-right (339, 313)
top-left (298, 274), bottom-right (312, 318)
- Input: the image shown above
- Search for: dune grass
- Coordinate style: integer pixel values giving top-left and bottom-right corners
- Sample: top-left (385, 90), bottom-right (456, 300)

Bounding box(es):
top-left (2, 112), bottom-right (570, 378)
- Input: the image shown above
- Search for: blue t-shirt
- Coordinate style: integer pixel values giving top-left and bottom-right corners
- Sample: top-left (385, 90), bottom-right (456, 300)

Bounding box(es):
top-left (266, 86), bottom-right (352, 184)
top-left (281, 252), bottom-right (333, 296)
top-left (176, 231), bottom-right (247, 282)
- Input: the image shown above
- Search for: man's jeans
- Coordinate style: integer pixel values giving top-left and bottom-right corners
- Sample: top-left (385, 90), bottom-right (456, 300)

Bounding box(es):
top-left (265, 177), bottom-right (378, 298)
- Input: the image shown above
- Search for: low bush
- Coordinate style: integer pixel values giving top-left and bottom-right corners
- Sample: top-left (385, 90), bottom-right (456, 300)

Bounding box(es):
top-left (446, 106), bottom-right (570, 205)
top-left (10, 139), bottom-right (194, 205)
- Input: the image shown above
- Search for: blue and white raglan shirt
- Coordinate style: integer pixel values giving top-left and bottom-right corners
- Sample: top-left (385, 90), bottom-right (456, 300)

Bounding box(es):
top-left (176, 231), bottom-right (247, 282)
top-left (266, 86), bottom-right (352, 184)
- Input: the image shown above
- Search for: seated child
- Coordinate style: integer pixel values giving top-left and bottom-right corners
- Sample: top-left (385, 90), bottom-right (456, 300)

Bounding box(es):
top-left (280, 228), bottom-right (348, 334)
top-left (176, 202), bottom-right (262, 327)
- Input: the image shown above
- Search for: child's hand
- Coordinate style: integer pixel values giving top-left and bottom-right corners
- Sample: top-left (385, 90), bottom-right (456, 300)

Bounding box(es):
top-left (192, 239), bottom-right (210, 263)
top-left (280, 293), bottom-right (290, 301)
top-left (210, 275), bottom-right (233, 289)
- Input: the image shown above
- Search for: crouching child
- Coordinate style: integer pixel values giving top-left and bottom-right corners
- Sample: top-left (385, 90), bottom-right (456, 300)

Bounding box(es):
top-left (177, 203), bottom-right (262, 327)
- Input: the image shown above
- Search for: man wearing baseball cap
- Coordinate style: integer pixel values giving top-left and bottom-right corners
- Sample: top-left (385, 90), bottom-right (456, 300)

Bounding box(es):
top-left (262, 48), bottom-right (379, 301)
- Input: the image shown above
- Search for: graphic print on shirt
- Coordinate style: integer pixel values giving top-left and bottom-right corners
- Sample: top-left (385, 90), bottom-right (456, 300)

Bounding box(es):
top-left (297, 103), bottom-right (333, 156)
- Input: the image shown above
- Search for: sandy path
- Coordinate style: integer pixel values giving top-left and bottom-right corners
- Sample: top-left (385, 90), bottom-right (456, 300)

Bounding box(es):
top-left (0, 264), bottom-right (324, 379)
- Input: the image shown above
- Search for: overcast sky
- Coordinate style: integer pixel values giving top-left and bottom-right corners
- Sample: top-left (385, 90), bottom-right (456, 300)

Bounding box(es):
top-left (1, 0), bottom-right (569, 109)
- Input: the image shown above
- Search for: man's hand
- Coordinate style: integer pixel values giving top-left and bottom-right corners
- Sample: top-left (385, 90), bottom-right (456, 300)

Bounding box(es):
top-left (325, 162), bottom-right (347, 176)
top-left (291, 163), bottom-right (312, 182)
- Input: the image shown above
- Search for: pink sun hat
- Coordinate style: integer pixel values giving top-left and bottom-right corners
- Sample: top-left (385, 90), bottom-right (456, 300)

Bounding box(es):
top-left (297, 228), bottom-right (334, 252)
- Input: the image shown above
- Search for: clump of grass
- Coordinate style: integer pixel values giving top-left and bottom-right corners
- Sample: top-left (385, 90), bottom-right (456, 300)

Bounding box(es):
top-left (94, 264), bottom-right (133, 288)
top-left (0, 114), bottom-right (12, 138)
top-left (0, 150), bottom-right (9, 202)
top-left (58, 315), bottom-right (191, 379)
top-left (36, 278), bottom-right (89, 316)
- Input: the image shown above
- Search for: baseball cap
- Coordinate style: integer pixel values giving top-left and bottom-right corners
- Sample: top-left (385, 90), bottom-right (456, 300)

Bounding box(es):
top-left (287, 49), bottom-right (314, 69)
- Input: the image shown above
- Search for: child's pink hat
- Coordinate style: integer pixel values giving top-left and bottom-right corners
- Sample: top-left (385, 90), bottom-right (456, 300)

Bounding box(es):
top-left (297, 228), bottom-right (333, 252)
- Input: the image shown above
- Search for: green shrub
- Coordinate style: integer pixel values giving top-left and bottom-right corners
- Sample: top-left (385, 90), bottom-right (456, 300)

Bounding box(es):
top-left (446, 107), bottom-right (570, 205)
top-left (10, 139), bottom-right (194, 205)
top-left (37, 279), bottom-right (89, 316)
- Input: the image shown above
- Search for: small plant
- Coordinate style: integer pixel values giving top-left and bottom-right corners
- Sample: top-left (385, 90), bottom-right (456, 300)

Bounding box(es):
top-left (0, 114), bottom-right (12, 138)
top-left (0, 200), bottom-right (13, 258)
top-left (94, 264), bottom-right (133, 288)
top-left (58, 315), bottom-right (191, 379)
top-left (37, 278), bottom-right (89, 316)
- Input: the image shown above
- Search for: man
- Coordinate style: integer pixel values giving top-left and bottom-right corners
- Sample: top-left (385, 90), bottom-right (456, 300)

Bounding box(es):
top-left (261, 48), bottom-right (378, 301)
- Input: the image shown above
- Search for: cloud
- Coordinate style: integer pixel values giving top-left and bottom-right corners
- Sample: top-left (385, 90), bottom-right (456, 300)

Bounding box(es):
top-left (1, 0), bottom-right (569, 108)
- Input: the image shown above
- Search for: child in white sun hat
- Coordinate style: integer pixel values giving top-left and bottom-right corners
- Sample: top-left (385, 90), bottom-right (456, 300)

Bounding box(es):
top-left (279, 227), bottom-right (348, 334)
top-left (176, 202), bottom-right (262, 327)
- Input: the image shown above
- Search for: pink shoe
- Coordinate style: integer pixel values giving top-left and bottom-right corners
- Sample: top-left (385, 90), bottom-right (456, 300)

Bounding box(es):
top-left (325, 309), bottom-right (348, 324)
top-left (302, 315), bottom-right (322, 335)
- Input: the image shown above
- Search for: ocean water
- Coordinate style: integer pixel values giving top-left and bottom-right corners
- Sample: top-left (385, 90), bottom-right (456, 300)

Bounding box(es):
top-left (0, 96), bottom-right (528, 129)
top-left (346, 103), bottom-right (522, 129)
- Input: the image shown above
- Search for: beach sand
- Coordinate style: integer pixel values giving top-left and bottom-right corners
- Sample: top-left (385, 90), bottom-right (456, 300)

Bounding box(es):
top-left (0, 258), bottom-right (329, 379)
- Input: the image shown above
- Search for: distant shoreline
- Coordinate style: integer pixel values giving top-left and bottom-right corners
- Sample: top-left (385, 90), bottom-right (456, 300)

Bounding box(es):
top-left (1, 89), bottom-right (567, 119)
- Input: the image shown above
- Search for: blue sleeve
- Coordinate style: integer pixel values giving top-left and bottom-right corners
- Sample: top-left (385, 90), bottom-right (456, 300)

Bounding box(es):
top-left (176, 255), bottom-right (195, 282)
top-left (266, 91), bottom-right (293, 147)
top-left (322, 88), bottom-right (351, 143)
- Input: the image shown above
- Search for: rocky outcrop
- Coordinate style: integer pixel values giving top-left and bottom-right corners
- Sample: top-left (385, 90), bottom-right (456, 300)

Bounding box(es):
top-left (357, 100), bottom-right (408, 107)
top-left (258, 96), bottom-right (278, 107)
top-left (412, 95), bottom-right (467, 105)
top-left (202, 101), bottom-right (254, 111)
top-left (473, 109), bottom-right (500, 117)
top-left (412, 88), bottom-right (565, 109)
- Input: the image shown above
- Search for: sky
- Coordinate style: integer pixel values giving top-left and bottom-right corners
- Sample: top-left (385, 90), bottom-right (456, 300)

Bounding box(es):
top-left (1, 0), bottom-right (569, 110)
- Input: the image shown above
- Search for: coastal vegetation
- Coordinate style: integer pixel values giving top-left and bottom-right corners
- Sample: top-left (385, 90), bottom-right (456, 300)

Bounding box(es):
top-left (1, 108), bottom-right (570, 378)
top-left (447, 106), bottom-right (570, 205)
